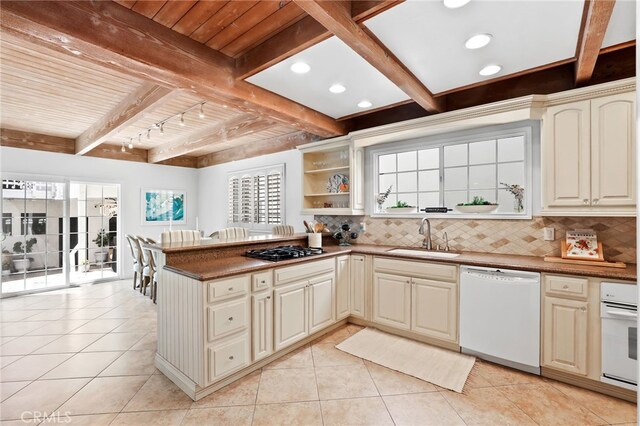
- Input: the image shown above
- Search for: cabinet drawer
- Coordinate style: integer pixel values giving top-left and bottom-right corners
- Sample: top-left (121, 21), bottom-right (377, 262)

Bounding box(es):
top-left (275, 258), bottom-right (334, 285)
top-left (374, 257), bottom-right (457, 282)
top-left (207, 298), bottom-right (249, 341)
top-left (253, 271), bottom-right (273, 292)
top-left (544, 275), bottom-right (588, 299)
top-left (207, 334), bottom-right (250, 382)
top-left (207, 275), bottom-right (249, 303)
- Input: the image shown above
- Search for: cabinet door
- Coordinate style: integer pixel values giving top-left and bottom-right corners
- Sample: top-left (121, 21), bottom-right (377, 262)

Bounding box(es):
top-left (252, 291), bottom-right (273, 362)
top-left (336, 255), bottom-right (350, 320)
top-left (411, 278), bottom-right (457, 342)
top-left (274, 281), bottom-right (308, 351)
top-left (373, 273), bottom-right (411, 330)
top-left (350, 255), bottom-right (366, 318)
top-left (591, 92), bottom-right (636, 207)
top-left (309, 273), bottom-right (335, 334)
top-left (543, 297), bottom-right (588, 375)
top-left (542, 101), bottom-right (591, 207)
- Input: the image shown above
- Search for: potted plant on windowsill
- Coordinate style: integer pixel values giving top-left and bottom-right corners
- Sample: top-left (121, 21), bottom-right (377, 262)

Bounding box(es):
top-left (385, 200), bottom-right (417, 214)
top-left (455, 196), bottom-right (498, 213)
top-left (93, 229), bottom-right (110, 263)
top-left (2, 249), bottom-right (11, 275)
top-left (12, 237), bottom-right (37, 273)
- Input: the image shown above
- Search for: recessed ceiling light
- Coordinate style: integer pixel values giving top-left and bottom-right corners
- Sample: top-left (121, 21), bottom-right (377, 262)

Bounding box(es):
top-left (443, 0), bottom-right (471, 9)
top-left (465, 33), bottom-right (492, 49)
top-left (358, 100), bottom-right (373, 108)
top-left (479, 64), bottom-right (502, 76)
top-left (329, 84), bottom-right (346, 94)
top-left (290, 62), bottom-right (310, 74)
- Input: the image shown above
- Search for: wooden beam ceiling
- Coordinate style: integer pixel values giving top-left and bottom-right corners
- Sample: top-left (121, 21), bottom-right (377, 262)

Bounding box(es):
top-left (148, 114), bottom-right (275, 163)
top-left (235, 0), bottom-right (401, 80)
top-left (75, 82), bottom-right (175, 155)
top-left (293, 0), bottom-right (443, 113)
top-left (0, 0), bottom-right (346, 138)
top-left (575, 0), bottom-right (616, 86)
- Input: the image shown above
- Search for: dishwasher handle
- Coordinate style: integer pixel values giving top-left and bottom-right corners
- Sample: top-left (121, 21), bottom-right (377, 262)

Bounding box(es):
top-left (461, 267), bottom-right (540, 283)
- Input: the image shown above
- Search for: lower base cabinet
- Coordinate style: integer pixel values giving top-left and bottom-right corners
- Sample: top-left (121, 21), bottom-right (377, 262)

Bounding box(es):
top-left (543, 296), bottom-right (588, 375)
top-left (309, 273), bottom-right (336, 333)
top-left (336, 255), bottom-right (350, 320)
top-left (373, 273), bottom-right (411, 330)
top-left (207, 333), bottom-right (250, 383)
top-left (412, 277), bottom-right (457, 342)
top-left (252, 291), bottom-right (273, 362)
top-left (350, 255), bottom-right (366, 318)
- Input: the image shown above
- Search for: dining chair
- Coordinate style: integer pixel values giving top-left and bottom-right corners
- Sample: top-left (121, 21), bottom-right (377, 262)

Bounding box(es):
top-left (126, 234), bottom-right (143, 290)
top-left (216, 227), bottom-right (249, 239)
top-left (272, 225), bottom-right (295, 236)
top-left (137, 236), bottom-right (155, 298)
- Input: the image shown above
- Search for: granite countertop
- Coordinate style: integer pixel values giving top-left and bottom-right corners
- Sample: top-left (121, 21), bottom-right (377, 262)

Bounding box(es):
top-left (164, 244), bottom-right (637, 283)
top-left (147, 233), bottom-right (309, 253)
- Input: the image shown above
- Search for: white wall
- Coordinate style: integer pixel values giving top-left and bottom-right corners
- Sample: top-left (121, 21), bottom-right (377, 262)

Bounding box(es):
top-left (1, 147), bottom-right (199, 278)
top-left (197, 149), bottom-right (312, 236)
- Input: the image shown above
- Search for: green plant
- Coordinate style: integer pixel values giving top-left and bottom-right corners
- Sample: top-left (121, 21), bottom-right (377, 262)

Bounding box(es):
top-left (93, 229), bottom-right (109, 248)
top-left (457, 196), bottom-right (497, 207)
top-left (389, 200), bottom-right (415, 208)
top-left (13, 238), bottom-right (37, 254)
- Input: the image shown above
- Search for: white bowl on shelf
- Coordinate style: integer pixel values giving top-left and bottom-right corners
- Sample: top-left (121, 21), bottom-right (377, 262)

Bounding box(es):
top-left (454, 204), bottom-right (498, 213)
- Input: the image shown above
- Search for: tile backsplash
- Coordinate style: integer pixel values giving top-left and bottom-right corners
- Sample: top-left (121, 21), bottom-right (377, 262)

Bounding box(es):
top-left (315, 215), bottom-right (636, 264)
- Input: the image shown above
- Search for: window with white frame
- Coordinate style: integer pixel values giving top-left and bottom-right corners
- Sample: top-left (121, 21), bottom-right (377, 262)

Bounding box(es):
top-left (228, 164), bottom-right (284, 230)
top-left (371, 124), bottom-right (533, 218)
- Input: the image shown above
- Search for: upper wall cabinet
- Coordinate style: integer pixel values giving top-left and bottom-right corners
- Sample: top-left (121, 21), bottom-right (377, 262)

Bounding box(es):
top-left (299, 137), bottom-right (365, 215)
top-left (542, 92), bottom-right (636, 216)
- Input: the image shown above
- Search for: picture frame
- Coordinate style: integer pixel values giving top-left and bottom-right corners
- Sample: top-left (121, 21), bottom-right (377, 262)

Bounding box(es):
top-left (141, 188), bottom-right (186, 225)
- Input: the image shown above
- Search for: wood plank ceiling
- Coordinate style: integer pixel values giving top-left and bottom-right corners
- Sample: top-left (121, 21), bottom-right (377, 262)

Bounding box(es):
top-left (0, 0), bottom-right (635, 168)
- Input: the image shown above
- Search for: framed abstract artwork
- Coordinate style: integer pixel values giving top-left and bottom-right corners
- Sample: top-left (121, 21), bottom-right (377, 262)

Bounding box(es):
top-left (141, 189), bottom-right (186, 225)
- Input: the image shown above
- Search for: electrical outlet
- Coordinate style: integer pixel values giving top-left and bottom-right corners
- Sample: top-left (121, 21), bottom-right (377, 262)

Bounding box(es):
top-left (543, 227), bottom-right (555, 241)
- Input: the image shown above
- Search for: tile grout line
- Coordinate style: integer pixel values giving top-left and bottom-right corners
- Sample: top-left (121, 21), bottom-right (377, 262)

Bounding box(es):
top-left (361, 352), bottom-right (397, 426)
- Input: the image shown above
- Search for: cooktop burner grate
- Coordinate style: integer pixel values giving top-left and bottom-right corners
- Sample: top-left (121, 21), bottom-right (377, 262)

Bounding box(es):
top-left (245, 245), bottom-right (324, 262)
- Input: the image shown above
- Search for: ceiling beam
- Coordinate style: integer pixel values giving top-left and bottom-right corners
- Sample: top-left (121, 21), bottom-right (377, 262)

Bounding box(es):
top-left (148, 114), bottom-right (275, 163)
top-left (235, 0), bottom-right (402, 80)
top-left (293, 0), bottom-right (443, 113)
top-left (1, 128), bottom-right (75, 154)
top-left (0, 0), bottom-right (346, 137)
top-left (197, 131), bottom-right (318, 168)
top-left (75, 82), bottom-right (175, 155)
top-left (574, 0), bottom-right (616, 86)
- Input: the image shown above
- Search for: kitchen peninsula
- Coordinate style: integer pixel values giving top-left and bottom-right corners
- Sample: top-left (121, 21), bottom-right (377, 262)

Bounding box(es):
top-left (150, 235), bottom-right (636, 402)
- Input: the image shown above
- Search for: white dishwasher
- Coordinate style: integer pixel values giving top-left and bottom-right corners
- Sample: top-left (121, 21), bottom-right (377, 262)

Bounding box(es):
top-left (460, 266), bottom-right (541, 374)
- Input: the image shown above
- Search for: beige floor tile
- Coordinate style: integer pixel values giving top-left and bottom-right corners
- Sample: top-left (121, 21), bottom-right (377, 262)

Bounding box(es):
top-left (129, 333), bottom-right (157, 351)
top-left (111, 409), bottom-right (187, 425)
top-left (313, 326), bottom-right (351, 344)
top-left (0, 356), bottom-right (22, 368)
top-left (441, 387), bottom-right (536, 425)
top-left (264, 344), bottom-right (314, 370)
top-left (26, 320), bottom-right (90, 336)
top-left (42, 351), bottom-right (123, 379)
top-left (0, 310), bottom-right (46, 322)
top-left (181, 406), bottom-right (254, 426)
top-left (256, 368), bottom-right (318, 404)
top-left (33, 334), bottom-right (104, 354)
top-left (253, 401), bottom-right (323, 426)
top-left (345, 324), bottom-right (365, 335)
top-left (0, 321), bottom-right (49, 336)
top-left (23, 309), bottom-right (73, 321)
top-left (0, 378), bottom-right (90, 421)
top-left (549, 380), bottom-right (637, 424)
top-left (321, 397), bottom-right (393, 426)
top-left (192, 370), bottom-right (260, 408)
top-left (461, 364), bottom-right (493, 390)
top-left (99, 349), bottom-right (156, 377)
top-left (499, 383), bottom-right (607, 426)
top-left (383, 392), bottom-right (466, 426)
top-left (315, 364), bottom-right (378, 400)
top-left (0, 336), bottom-right (16, 345)
top-left (0, 335), bottom-right (65, 356)
top-left (81, 332), bottom-right (145, 352)
top-left (473, 360), bottom-right (540, 386)
top-left (112, 318), bottom-right (156, 334)
top-left (311, 342), bottom-right (363, 367)
top-left (0, 353), bottom-right (72, 382)
top-left (1, 381), bottom-right (30, 402)
top-left (65, 413), bottom-right (117, 424)
top-left (64, 308), bottom-right (114, 320)
top-left (123, 374), bottom-right (193, 412)
top-left (69, 319), bottom-right (128, 334)
top-left (58, 375), bottom-right (148, 415)
top-left (364, 360), bottom-right (438, 395)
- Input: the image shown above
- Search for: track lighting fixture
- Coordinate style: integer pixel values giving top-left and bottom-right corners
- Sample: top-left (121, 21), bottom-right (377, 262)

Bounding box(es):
top-left (179, 113), bottom-right (185, 126)
top-left (147, 129), bottom-right (151, 140)
top-left (128, 138), bottom-right (133, 149)
top-left (160, 122), bottom-right (164, 135)
top-left (199, 103), bottom-right (205, 119)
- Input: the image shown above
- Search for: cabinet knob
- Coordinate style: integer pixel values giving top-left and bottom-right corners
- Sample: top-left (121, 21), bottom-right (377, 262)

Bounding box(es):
top-left (228, 316), bottom-right (233, 321)
top-left (593, 198), bottom-right (599, 205)
top-left (228, 287), bottom-right (234, 291)
top-left (266, 296), bottom-right (271, 300)
top-left (260, 280), bottom-right (266, 284)
top-left (229, 355), bottom-right (234, 360)
top-left (562, 285), bottom-right (569, 289)
top-left (406, 280), bottom-right (411, 284)
top-left (580, 307), bottom-right (587, 312)
top-left (583, 199), bottom-right (589, 205)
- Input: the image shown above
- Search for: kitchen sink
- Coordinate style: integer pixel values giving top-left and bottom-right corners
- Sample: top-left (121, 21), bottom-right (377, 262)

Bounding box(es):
top-left (386, 248), bottom-right (460, 258)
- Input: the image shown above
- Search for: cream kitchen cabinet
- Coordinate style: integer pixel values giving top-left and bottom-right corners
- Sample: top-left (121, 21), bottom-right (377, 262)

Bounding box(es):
top-left (411, 277), bottom-right (458, 342)
top-left (373, 272), bottom-right (411, 330)
top-left (336, 255), bottom-right (350, 320)
top-left (542, 296), bottom-right (588, 375)
top-left (542, 92), bottom-right (636, 215)
top-left (252, 291), bottom-right (273, 362)
top-left (309, 273), bottom-right (336, 334)
top-left (350, 254), bottom-right (366, 319)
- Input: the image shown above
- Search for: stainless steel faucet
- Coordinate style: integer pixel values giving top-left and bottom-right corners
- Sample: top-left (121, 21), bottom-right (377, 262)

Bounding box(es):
top-left (418, 218), bottom-right (432, 250)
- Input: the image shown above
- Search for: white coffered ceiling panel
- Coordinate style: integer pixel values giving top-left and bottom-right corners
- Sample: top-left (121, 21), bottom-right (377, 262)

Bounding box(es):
top-left (246, 36), bottom-right (410, 119)
top-left (602, 0), bottom-right (636, 48)
top-left (365, 0), bottom-right (585, 94)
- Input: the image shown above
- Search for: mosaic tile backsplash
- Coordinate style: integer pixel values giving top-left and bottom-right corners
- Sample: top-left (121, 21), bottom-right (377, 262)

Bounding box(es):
top-left (315, 215), bottom-right (636, 264)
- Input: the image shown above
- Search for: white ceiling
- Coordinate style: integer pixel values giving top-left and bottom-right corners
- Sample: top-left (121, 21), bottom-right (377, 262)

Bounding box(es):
top-left (246, 36), bottom-right (410, 119)
top-left (365, 0), bottom-right (585, 94)
top-left (603, 0), bottom-right (636, 48)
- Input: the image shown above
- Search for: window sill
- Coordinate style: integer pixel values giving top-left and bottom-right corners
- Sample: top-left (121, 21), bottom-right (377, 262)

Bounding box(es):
top-left (369, 212), bottom-right (532, 220)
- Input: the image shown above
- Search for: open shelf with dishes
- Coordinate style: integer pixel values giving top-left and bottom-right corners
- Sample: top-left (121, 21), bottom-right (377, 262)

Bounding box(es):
top-left (298, 137), bottom-right (364, 215)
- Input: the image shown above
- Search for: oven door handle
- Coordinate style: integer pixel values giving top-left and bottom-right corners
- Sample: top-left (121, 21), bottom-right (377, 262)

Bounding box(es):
top-left (604, 308), bottom-right (638, 319)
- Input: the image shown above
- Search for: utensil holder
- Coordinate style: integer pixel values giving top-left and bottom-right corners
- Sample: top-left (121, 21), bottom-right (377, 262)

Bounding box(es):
top-left (308, 233), bottom-right (322, 249)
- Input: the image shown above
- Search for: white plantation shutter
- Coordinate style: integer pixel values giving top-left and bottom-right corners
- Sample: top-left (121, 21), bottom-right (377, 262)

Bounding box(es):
top-left (227, 164), bottom-right (285, 231)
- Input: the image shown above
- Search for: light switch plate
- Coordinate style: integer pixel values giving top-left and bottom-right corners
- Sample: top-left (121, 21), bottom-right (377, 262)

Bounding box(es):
top-left (543, 227), bottom-right (555, 241)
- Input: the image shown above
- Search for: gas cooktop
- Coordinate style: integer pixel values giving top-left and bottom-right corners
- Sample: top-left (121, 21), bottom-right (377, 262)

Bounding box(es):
top-left (245, 245), bottom-right (323, 262)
